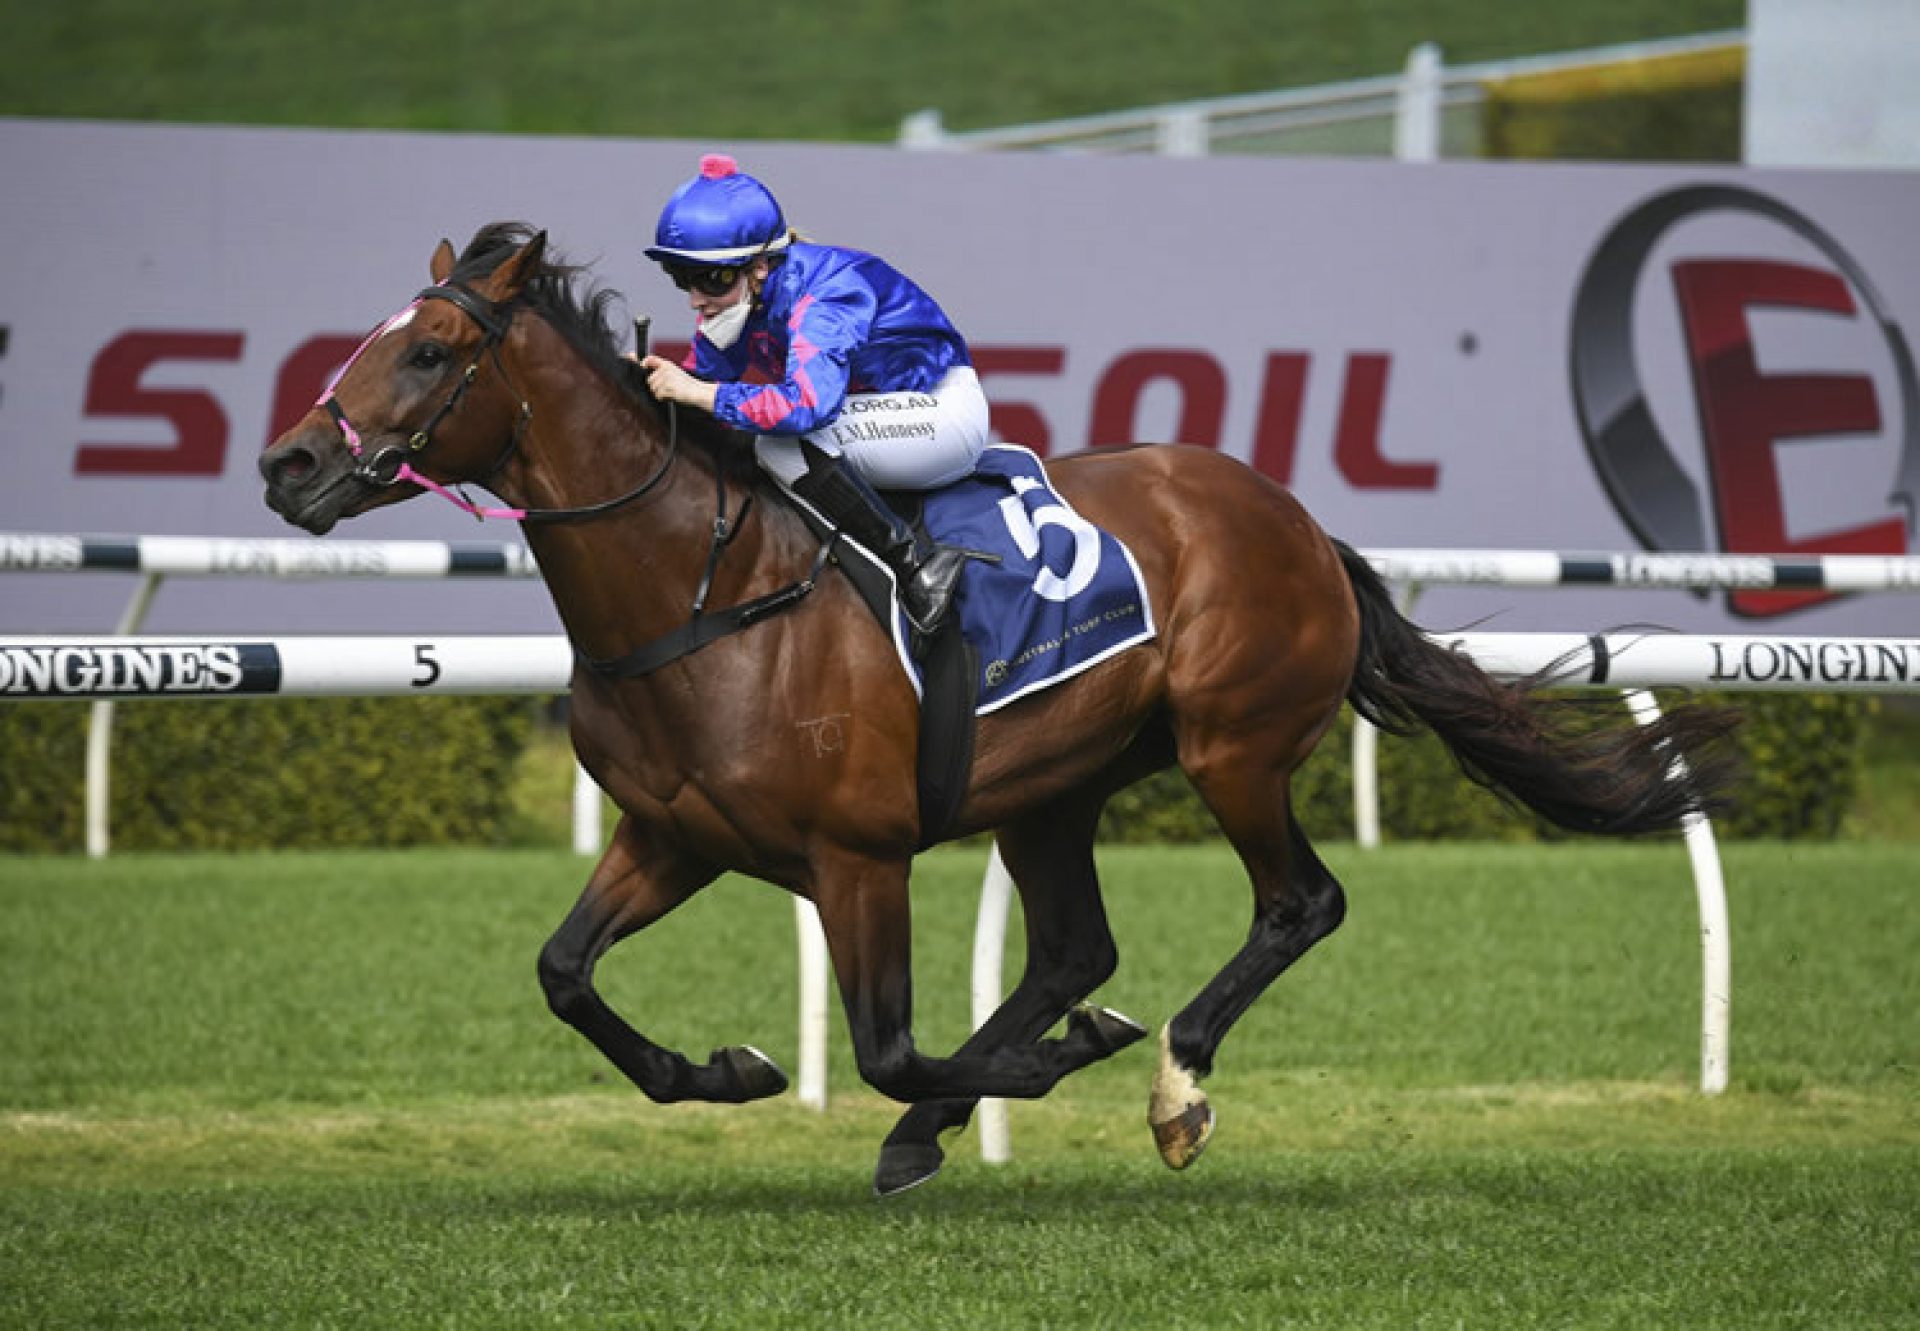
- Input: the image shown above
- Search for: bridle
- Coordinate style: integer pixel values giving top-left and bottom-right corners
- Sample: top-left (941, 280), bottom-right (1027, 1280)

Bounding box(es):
top-left (317, 276), bottom-right (829, 677)
top-left (318, 281), bottom-right (680, 525)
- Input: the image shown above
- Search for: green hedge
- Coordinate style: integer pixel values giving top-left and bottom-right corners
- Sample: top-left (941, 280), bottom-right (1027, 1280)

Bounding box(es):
top-left (0, 689), bottom-right (1865, 852)
top-left (1099, 693), bottom-right (1869, 845)
top-left (0, 696), bottom-right (541, 853)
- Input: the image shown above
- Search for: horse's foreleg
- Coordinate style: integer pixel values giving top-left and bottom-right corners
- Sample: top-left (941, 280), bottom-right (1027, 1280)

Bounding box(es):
top-left (537, 816), bottom-right (786, 1104)
top-left (873, 799), bottom-right (1124, 1196)
top-left (814, 850), bottom-right (1144, 1121)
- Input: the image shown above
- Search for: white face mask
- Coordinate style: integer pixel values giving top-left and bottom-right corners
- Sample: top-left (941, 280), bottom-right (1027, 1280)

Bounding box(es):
top-left (699, 297), bottom-right (754, 351)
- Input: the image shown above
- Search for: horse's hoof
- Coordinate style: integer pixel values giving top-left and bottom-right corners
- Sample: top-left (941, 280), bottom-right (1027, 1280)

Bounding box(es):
top-left (712, 1045), bottom-right (789, 1102)
top-left (873, 1142), bottom-right (945, 1198)
top-left (1148, 1023), bottom-right (1213, 1170)
top-left (1150, 1099), bottom-right (1215, 1171)
top-left (1070, 1003), bottom-right (1149, 1055)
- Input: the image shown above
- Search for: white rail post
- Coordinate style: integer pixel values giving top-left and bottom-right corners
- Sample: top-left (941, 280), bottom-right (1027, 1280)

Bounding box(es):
top-left (1352, 716), bottom-right (1383, 850)
top-left (972, 843), bottom-right (1016, 1162)
top-left (84, 571), bottom-right (164, 859)
top-left (1622, 688), bottom-right (1731, 1095)
top-left (1393, 41), bottom-right (1444, 162)
top-left (570, 759), bottom-right (603, 856)
top-left (1156, 108), bottom-right (1209, 157)
top-left (898, 108), bottom-right (948, 149)
top-left (795, 898), bottom-right (831, 1110)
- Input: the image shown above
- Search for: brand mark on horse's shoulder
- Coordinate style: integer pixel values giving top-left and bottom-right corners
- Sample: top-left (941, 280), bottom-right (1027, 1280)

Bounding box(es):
top-left (797, 713), bottom-right (852, 757)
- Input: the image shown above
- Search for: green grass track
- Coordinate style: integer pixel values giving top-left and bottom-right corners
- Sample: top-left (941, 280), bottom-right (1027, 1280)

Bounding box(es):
top-left (2, 842), bottom-right (1914, 1327)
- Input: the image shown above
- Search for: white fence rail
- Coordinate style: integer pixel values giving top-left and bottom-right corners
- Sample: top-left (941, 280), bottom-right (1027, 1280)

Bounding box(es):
top-left (1, 534), bottom-right (565, 859)
top-left (8, 627), bottom-right (1919, 1129)
top-left (0, 533), bottom-right (543, 579)
top-left (9, 629), bottom-right (1915, 702)
top-left (9, 536), bottom-right (1920, 1132)
top-left (1354, 550), bottom-right (1920, 846)
top-left (1366, 548), bottom-right (1920, 594)
top-left (0, 634), bottom-right (570, 698)
top-left (899, 30), bottom-right (1745, 160)
top-left (18, 534), bottom-right (1911, 858)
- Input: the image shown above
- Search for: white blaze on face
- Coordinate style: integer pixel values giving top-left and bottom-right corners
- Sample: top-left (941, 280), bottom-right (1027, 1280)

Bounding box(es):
top-left (321, 301), bottom-right (425, 400)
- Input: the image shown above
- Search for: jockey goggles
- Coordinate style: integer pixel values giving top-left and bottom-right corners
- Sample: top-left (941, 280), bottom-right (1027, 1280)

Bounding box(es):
top-left (663, 261), bottom-right (747, 298)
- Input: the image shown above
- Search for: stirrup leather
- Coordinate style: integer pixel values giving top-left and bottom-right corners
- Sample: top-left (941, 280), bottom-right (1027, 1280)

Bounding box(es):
top-left (789, 454), bottom-right (997, 637)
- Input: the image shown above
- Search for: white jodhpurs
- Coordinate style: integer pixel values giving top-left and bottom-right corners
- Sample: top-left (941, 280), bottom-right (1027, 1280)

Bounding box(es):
top-left (753, 365), bottom-right (989, 491)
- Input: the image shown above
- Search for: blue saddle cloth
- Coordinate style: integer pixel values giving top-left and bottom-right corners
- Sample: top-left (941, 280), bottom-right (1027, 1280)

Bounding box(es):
top-left (901, 445), bottom-right (1156, 713)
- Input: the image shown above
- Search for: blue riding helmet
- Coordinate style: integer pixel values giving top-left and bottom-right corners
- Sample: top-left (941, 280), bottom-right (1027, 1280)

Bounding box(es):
top-left (645, 154), bottom-right (791, 265)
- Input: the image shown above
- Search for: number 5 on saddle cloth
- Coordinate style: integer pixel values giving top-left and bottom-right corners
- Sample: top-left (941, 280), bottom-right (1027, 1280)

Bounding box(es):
top-left (783, 443), bottom-right (1158, 842)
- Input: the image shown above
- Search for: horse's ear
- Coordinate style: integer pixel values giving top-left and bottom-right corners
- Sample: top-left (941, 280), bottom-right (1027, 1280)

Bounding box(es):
top-left (486, 230), bottom-right (548, 301)
top-left (429, 239), bottom-right (456, 284)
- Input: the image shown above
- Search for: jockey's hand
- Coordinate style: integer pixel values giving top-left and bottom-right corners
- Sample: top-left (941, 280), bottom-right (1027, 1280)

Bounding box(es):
top-left (641, 356), bottom-right (719, 414)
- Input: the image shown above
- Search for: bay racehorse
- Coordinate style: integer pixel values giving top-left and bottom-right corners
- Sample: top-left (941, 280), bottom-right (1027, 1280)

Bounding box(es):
top-left (260, 224), bottom-right (1738, 1195)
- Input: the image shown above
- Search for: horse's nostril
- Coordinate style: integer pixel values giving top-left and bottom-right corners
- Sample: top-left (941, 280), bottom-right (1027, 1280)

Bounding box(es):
top-left (263, 445), bottom-right (316, 487)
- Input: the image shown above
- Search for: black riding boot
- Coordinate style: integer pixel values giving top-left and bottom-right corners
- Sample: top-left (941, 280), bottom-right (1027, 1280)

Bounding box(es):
top-left (791, 454), bottom-right (969, 637)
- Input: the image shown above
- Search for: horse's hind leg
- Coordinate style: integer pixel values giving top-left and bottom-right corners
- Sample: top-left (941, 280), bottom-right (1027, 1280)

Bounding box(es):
top-left (873, 793), bottom-right (1129, 1196)
top-left (537, 814), bottom-right (787, 1104)
top-left (813, 845), bottom-right (1145, 1125)
top-left (1151, 788), bottom-right (1346, 1170)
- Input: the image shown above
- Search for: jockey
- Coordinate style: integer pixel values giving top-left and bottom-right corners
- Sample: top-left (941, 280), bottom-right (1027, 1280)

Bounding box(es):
top-left (639, 154), bottom-right (988, 637)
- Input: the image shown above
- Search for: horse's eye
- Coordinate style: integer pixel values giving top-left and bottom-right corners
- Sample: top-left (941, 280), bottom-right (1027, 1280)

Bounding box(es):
top-left (409, 343), bottom-right (449, 371)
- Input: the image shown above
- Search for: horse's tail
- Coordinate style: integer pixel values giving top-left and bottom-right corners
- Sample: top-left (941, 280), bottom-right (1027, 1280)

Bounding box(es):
top-left (1333, 539), bottom-right (1741, 836)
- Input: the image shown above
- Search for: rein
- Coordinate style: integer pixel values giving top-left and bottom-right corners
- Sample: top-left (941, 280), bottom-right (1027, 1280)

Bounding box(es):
top-left (579, 422), bottom-right (839, 679)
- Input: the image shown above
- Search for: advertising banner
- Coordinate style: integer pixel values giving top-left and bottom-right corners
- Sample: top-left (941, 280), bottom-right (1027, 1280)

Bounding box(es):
top-left (2, 119), bottom-right (1915, 635)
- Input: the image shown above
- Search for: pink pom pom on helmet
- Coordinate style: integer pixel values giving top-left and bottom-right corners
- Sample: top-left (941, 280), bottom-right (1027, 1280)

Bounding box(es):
top-left (647, 154), bottom-right (787, 264)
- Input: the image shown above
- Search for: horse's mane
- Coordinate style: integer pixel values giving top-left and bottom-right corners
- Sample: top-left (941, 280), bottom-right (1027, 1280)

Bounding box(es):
top-left (450, 222), bottom-right (743, 469)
